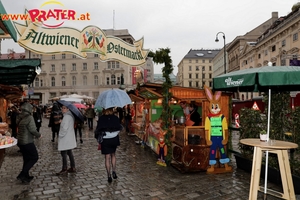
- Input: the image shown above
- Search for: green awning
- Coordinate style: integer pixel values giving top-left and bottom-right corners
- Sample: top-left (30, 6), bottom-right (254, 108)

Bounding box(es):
top-left (0, 1), bottom-right (17, 41)
top-left (0, 59), bottom-right (41, 85)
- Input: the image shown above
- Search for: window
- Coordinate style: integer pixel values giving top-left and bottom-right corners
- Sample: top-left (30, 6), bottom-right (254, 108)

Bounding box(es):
top-left (72, 63), bottom-right (76, 71)
top-left (94, 75), bottom-right (99, 85)
top-left (265, 50), bottom-right (268, 56)
top-left (35, 78), bottom-right (39, 87)
top-left (272, 45), bottom-right (276, 52)
top-left (281, 59), bottom-right (286, 66)
top-left (117, 76), bottom-right (121, 85)
top-left (258, 54), bottom-right (261, 59)
top-left (94, 54), bottom-right (98, 57)
top-left (189, 81), bottom-right (192, 87)
top-left (51, 55), bottom-right (55, 59)
top-left (83, 63), bottom-right (87, 70)
top-left (94, 62), bottom-right (98, 70)
top-left (83, 75), bottom-right (87, 85)
top-left (62, 53), bottom-right (66, 59)
top-left (62, 76), bottom-right (66, 86)
top-left (51, 64), bottom-right (55, 72)
top-left (282, 40), bottom-right (286, 47)
top-left (40, 79), bottom-right (43, 87)
top-left (196, 60), bottom-right (198, 63)
top-left (189, 66), bottom-right (192, 71)
top-left (202, 73), bottom-right (205, 79)
top-left (196, 66), bottom-right (199, 71)
top-left (209, 60), bottom-right (212, 63)
top-left (107, 61), bottom-right (119, 69)
top-left (293, 33), bottom-right (298, 41)
top-left (72, 55), bottom-right (76, 58)
top-left (189, 74), bottom-right (192, 78)
top-left (189, 59), bottom-right (191, 63)
top-left (111, 75), bottom-right (116, 85)
top-left (50, 92), bottom-right (57, 98)
top-left (202, 66), bottom-right (205, 71)
top-left (202, 60), bottom-right (205, 63)
top-left (51, 77), bottom-right (55, 86)
top-left (196, 82), bottom-right (199, 87)
top-left (106, 77), bottom-right (110, 85)
top-left (61, 64), bottom-right (66, 72)
top-left (196, 74), bottom-right (199, 79)
top-left (209, 66), bottom-right (212, 71)
top-left (72, 76), bottom-right (76, 86)
top-left (209, 73), bottom-right (212, 78)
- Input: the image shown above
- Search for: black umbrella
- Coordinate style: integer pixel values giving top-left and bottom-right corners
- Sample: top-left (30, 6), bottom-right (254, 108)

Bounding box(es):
top-left (57, 100), bottom-right (85, 122)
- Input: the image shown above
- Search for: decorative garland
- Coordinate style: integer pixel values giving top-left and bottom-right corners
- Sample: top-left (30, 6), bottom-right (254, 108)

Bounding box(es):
top-left (148, 48), bottom-right (173, 165)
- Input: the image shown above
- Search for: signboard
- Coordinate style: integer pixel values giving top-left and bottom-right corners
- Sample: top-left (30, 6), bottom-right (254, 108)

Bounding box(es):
top-left (6, 1), bottom-right (149, 66)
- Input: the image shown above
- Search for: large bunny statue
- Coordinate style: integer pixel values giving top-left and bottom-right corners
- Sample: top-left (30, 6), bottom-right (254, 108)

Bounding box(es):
top-left (204, 85), bottom-right (232, 173)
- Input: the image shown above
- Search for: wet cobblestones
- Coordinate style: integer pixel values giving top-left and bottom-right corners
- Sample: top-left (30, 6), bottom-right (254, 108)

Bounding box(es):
top-left (0, 119), bottom-right (299, 199)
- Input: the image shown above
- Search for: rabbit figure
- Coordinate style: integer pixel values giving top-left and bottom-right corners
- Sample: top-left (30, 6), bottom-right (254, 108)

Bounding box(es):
top-left (204, 85), bottom-right (231, 172)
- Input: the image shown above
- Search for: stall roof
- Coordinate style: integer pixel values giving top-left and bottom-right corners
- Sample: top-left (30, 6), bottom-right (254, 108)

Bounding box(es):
top-left (0, 1), bottom-right (17, 41)
top-left (0, 59), bottom-right (41, 85)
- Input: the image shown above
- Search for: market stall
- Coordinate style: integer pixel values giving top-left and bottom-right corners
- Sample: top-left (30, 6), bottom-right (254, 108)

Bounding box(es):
top-left (128, 83), bottom-right (231, 172)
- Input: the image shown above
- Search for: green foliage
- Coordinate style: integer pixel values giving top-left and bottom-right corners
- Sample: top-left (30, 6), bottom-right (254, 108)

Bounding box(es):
top-left (239, 108), bottom-right (262, 157)
top-left (148, 48), bottom-right (173, 165)
top-left (239, 91), bottom-right (300, 176)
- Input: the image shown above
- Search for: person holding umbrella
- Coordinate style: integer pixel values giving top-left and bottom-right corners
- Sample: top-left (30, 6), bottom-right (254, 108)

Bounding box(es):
top-left (56, 105), bottom-right (77, 175)
top-left (95, 107), bottom-right (123, 183)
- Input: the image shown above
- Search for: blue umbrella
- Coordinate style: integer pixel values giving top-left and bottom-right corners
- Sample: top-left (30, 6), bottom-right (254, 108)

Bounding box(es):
top-left (95, 88), bottom-right (132, 109)
top-left (57, 100), bottom-right (85, 122)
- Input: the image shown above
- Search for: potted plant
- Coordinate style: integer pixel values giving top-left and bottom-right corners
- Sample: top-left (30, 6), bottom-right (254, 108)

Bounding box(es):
top-left (259, 130), bottom-right (267, 141)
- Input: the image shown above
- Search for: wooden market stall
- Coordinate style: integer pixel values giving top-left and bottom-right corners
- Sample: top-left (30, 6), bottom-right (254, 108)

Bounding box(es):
top-left (128, 83), bottom-right (231, 172)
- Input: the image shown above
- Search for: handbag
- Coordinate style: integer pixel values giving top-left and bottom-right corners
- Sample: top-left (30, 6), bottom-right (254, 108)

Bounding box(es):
top-left (94, 130), bottom-right (106, 144)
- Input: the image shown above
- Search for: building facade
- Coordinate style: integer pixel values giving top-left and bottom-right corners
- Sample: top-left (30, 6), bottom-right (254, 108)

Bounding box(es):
top-left (177, 49), bottom-right (220, 88)
top-left (237, 8), bottom-right (300, 100)
top-left (18, 29), bottom-right (153, 104)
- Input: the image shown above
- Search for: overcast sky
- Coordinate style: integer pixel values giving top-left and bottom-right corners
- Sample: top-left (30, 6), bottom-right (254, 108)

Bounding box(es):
top-left (0, 0), bottom-right (298, 74)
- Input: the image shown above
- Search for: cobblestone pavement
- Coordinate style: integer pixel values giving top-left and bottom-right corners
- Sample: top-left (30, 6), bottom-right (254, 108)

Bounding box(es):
top-left (0, 119), bottom-right (299, 200)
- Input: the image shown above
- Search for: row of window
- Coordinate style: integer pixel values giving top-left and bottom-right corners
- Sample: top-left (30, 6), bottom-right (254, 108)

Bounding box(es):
top-left (188, 81), bottom-right (212, 88)
top-left (188, 66), bottom-right (212, 71)
top-left (35, 74), bottom-right (123, 87)
top-left (188, 73), bottom-right (212, 79)
top-left (189, 59), bottom-right (212, 63)
top-left (50, 61), bottom-right (120, 72)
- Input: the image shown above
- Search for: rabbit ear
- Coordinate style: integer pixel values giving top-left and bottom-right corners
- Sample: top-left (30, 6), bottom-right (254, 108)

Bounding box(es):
top-left (204, 85), bottom-right (213, 101)
top-left (214, 91), bottom-right (222, 101)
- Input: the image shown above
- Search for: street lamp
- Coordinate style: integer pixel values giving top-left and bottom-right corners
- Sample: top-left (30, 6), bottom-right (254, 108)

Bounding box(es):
top-left (215, 32), bottom-right (226, 74)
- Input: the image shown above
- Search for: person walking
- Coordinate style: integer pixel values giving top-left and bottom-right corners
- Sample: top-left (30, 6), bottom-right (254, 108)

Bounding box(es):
top-left (32, 105), bottom-right (42, 132)
top-left (48, 102), bottom-right (63, 142)
top-left (56, 105), bottom-right (77, 175)
top-left (16, 102), bottom-right (41, 183)
top-left (85, 105), bottom-right (95, 130)
top-left (95, 107), bottom-right (123, 183)
top-left (74, 119), bottom-right (83, 143)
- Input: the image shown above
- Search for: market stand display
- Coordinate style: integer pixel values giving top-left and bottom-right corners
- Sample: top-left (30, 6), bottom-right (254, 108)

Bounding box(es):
top-left (128, 83), bottom-right (231, 172)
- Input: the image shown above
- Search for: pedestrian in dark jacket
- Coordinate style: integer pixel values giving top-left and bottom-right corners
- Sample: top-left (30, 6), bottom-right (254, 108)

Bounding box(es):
top-left (95, 107), bottom-right (122, 183)
top-left (16, 102), bottom-right (41, 183)
top-left (48, 102), bottom-right (63, 142)
top-left (33, 105), bottom-right (42, 132)
top-left (8, 106), bottom-right (19, 138)
top-left (85, 105), bottom-right (95, 130)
